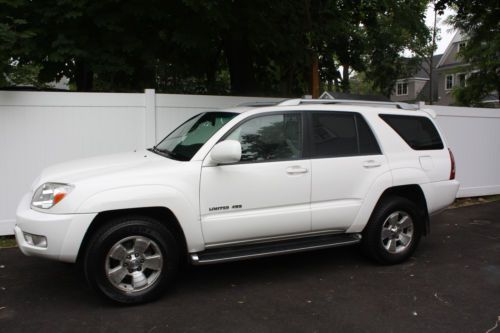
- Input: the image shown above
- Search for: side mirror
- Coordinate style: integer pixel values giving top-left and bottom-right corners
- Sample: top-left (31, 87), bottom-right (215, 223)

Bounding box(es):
top-left (209, 140), bottom-right (241, 165)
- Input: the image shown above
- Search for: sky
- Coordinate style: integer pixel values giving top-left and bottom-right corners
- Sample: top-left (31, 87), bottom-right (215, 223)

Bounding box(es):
top-left (426, 4), bottom-right (457, 55)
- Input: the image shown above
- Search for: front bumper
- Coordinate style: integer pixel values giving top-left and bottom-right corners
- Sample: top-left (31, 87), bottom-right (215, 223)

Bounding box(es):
top-left (15, 193), bottom-right (96, 263)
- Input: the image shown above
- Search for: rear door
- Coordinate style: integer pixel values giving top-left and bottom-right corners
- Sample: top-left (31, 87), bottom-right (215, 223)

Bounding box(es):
top-left (308, 112), bottom-right (389, 232)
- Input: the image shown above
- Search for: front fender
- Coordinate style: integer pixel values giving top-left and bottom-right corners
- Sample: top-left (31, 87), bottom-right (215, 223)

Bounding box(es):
top-left (77, 185), bottom-right (205, 252)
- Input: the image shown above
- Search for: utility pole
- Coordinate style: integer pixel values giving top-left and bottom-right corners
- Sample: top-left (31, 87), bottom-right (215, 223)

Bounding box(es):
top-left (429, 0), bottom-right (438, 105)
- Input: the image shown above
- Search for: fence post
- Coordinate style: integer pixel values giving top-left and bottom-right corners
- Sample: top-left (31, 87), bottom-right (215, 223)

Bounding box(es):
top-left (144, 89), bottom-right (156, 148)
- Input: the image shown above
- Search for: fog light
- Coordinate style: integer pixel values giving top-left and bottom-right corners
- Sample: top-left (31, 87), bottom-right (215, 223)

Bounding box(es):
top-left (23, 232), bottom-right (47, 248)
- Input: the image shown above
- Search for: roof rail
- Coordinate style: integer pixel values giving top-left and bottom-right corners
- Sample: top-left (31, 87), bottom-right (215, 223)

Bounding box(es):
top-left (277, 99), bottom-right (419, 110)
top-left (237, 101), bottom-right (284, 107)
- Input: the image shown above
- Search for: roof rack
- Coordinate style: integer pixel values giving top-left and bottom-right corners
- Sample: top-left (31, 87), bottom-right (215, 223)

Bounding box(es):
top-left (278, 99), bottom-right (419, 110)
top-left (237, 101), bottom-right (285, 107)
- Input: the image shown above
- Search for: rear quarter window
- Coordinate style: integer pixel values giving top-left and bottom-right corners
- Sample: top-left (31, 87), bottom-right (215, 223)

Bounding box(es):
top-left (380, 114), bottom-right (444, 150)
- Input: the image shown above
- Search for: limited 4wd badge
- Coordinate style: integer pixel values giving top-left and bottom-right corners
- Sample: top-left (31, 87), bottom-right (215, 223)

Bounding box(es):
top-left (209, 204), bottom-right (242, 212)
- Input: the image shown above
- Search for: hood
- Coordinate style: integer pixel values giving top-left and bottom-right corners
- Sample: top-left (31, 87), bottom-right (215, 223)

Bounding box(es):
top-left (35, 150), bottom-right (178, 188)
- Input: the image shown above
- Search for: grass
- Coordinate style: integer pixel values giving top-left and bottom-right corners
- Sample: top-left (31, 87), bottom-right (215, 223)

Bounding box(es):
top-left (449, 195), bottom-right (500, 209)
top-left (0, 196), bottom-right (498, 249)
top-left (0, 236), bottom-right (16, 248)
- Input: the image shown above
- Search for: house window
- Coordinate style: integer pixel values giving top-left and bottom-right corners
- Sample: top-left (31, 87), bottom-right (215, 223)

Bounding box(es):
top-left (457, 73), bottom-right (466, 88)
top-left (445, 74), bottom-right (454, 90)
top-left (458, 42), bottom-right (466, 52)
top-left (396, 82), bottom-right (408, 96)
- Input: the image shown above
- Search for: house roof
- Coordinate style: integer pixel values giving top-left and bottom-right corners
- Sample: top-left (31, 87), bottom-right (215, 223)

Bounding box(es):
top-left (436, 31), bottom-right (465, 68)
top-left (320, 91), bottom-right (390, 102)
top-left (395, 54), bottom-right (442, 81)
top-left (413, 54), bottom-right (443, 78)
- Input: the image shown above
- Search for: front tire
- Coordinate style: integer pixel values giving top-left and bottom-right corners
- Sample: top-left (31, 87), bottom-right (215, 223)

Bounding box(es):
top-left (362, 196), bottom-right (423, 265)
top-left (83, 216), bottom-right (179, 304)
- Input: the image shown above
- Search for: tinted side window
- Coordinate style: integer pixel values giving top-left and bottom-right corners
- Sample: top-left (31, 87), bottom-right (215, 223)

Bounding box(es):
top-left (356, 114), bottom-right (382, 155)
top-left (226, 113), bottom-right (302, 162)
top-left (311, 113), bottom-right (357, 157)
top-left (380, 114), bottom-right (444, 150)
top-left (310, 113), bottom-right (381, 158)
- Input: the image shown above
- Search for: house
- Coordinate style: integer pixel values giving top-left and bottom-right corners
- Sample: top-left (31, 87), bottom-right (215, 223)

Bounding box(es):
top-left (390, 54), bottom-right (442, 104)
top-left (319, 91), bottom-right (390, 102)
top-left (435, 31), bottom-right (468, 105)
top-left (435, 31), bottom-right (499, 106)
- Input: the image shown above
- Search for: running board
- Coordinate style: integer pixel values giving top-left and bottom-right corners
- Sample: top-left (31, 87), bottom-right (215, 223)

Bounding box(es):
top-left (191, 233), bottom-right (362, 265)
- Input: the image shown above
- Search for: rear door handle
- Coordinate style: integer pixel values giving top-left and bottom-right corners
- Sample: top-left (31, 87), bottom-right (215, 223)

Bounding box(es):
top-left (286, 166), bottom-right (309, 174)
top-left (363, 160), bottom-right (381, 168)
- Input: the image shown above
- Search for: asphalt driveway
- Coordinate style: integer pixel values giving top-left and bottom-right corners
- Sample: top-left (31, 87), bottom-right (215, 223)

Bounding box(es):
top-left (1, 202), bottom-right (499, 333)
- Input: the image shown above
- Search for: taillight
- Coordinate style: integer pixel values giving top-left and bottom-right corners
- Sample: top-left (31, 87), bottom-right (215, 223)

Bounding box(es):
top-left (448, 148), bottom-right (456, 180)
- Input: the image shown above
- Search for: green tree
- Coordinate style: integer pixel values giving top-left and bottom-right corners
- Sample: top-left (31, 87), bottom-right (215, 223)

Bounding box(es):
top-left (312, 0), bottom-right (429, 96)
top-left (437, 0), bottom-right (500, 106)
top-left (0, 0), bottom-right (36, 87)
top-left (3, 0), bottom-right (433, 97)
top-left (362, 0), bottom-right (430, 97)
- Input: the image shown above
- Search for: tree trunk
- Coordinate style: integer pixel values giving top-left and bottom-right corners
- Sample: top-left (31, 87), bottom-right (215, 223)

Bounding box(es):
top-left (341, 64), bottom-right (350, 92)
top-left (224, 36), bottom-right (257, 95)
top-left (311, 54), bottom-right (320, 98)
top-left (75, 60), bottom-right (93, 91)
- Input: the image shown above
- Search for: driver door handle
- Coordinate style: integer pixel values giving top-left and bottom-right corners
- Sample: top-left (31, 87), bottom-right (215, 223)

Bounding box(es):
top-left (363, 160), bottom-right (381, 168)
top-left (286, 166), bottom-right (309, 174)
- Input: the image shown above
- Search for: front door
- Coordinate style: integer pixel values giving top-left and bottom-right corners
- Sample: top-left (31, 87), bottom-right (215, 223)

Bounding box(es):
top-left (200, 112), bottom-right (311, 246)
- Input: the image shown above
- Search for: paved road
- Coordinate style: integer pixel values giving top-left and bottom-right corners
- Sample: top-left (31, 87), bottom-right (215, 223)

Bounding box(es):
top-left (1, 202), bottom-right (499, 333)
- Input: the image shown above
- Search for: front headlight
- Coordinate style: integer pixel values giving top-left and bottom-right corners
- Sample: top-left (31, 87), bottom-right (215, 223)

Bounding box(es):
top-left (31, 183), bottom-right (74, 209)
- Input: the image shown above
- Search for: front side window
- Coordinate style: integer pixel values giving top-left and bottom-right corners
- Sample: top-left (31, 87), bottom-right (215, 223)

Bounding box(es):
top-left (155, 112), bottom-right (237, 161)
top-left (225, 113), bottom-right (302, 162)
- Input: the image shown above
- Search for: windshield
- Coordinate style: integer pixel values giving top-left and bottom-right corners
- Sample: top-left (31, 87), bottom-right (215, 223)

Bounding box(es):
top-left (153, 112), bottom-right (238, 161)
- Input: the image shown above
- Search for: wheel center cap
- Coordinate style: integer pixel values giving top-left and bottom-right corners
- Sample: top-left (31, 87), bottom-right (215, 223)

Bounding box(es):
top-left (124, 254), bottom-right (144, 271)
top-left (128, 260), bottom-right (140, 270)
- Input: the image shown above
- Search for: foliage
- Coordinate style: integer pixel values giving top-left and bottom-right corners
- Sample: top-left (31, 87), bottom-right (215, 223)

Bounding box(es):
top-left (4, 62), bottom-right (46, 87)
top-left (0, 0), bottom-right (36, 87)
top-left (2, 0), bottom-right (431, 96)
top-left (0, 236), bottom-right (16, 248)
top-left (411, 0), bottom-right (441, 104)
top-left (313, 0), bottom-right (430, 96)
top-left (349, 72), bottom-right (383, 96)
top-left (437, 0), bottom-right (500, 106)
top-left (361, 0), bottom-right (430, 97)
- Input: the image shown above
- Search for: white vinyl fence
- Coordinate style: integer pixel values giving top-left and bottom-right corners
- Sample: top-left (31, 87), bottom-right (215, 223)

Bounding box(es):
top-left (0, 90), bottom-right (499, 235)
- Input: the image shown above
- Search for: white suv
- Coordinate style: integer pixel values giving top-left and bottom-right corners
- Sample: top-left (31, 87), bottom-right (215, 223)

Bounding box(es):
top-left (15, 99), bottom-right (459, 303)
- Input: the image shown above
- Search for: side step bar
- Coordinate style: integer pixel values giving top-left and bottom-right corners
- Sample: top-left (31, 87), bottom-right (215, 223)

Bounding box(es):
top-left (191, 233), bottom-right (362, 265)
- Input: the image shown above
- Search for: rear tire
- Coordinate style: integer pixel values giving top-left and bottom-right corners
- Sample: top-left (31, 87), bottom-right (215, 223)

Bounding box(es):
top-left (83, 216), bottom-right (179, 304)
top-left (362, 196), bottom-right (422, 265)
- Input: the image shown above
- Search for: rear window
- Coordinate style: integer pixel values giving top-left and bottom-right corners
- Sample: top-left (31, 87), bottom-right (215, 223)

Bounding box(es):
top-left (380, 114), bottom-right (444, 150)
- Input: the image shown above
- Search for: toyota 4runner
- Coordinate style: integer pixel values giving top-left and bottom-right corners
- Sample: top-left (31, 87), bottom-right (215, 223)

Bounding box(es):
top-left (14, 99), bottom-right (459, 303)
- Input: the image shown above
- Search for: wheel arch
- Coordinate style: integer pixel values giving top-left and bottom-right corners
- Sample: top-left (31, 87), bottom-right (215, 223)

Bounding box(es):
top-left (374, 184), bottom-right (430, 235)
top-left (76, 207), bottom-right (188, 264)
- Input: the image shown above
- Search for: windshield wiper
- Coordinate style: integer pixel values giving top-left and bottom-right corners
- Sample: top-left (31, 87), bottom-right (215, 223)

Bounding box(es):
top-left (151, 146), bottom-right (174, 159)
